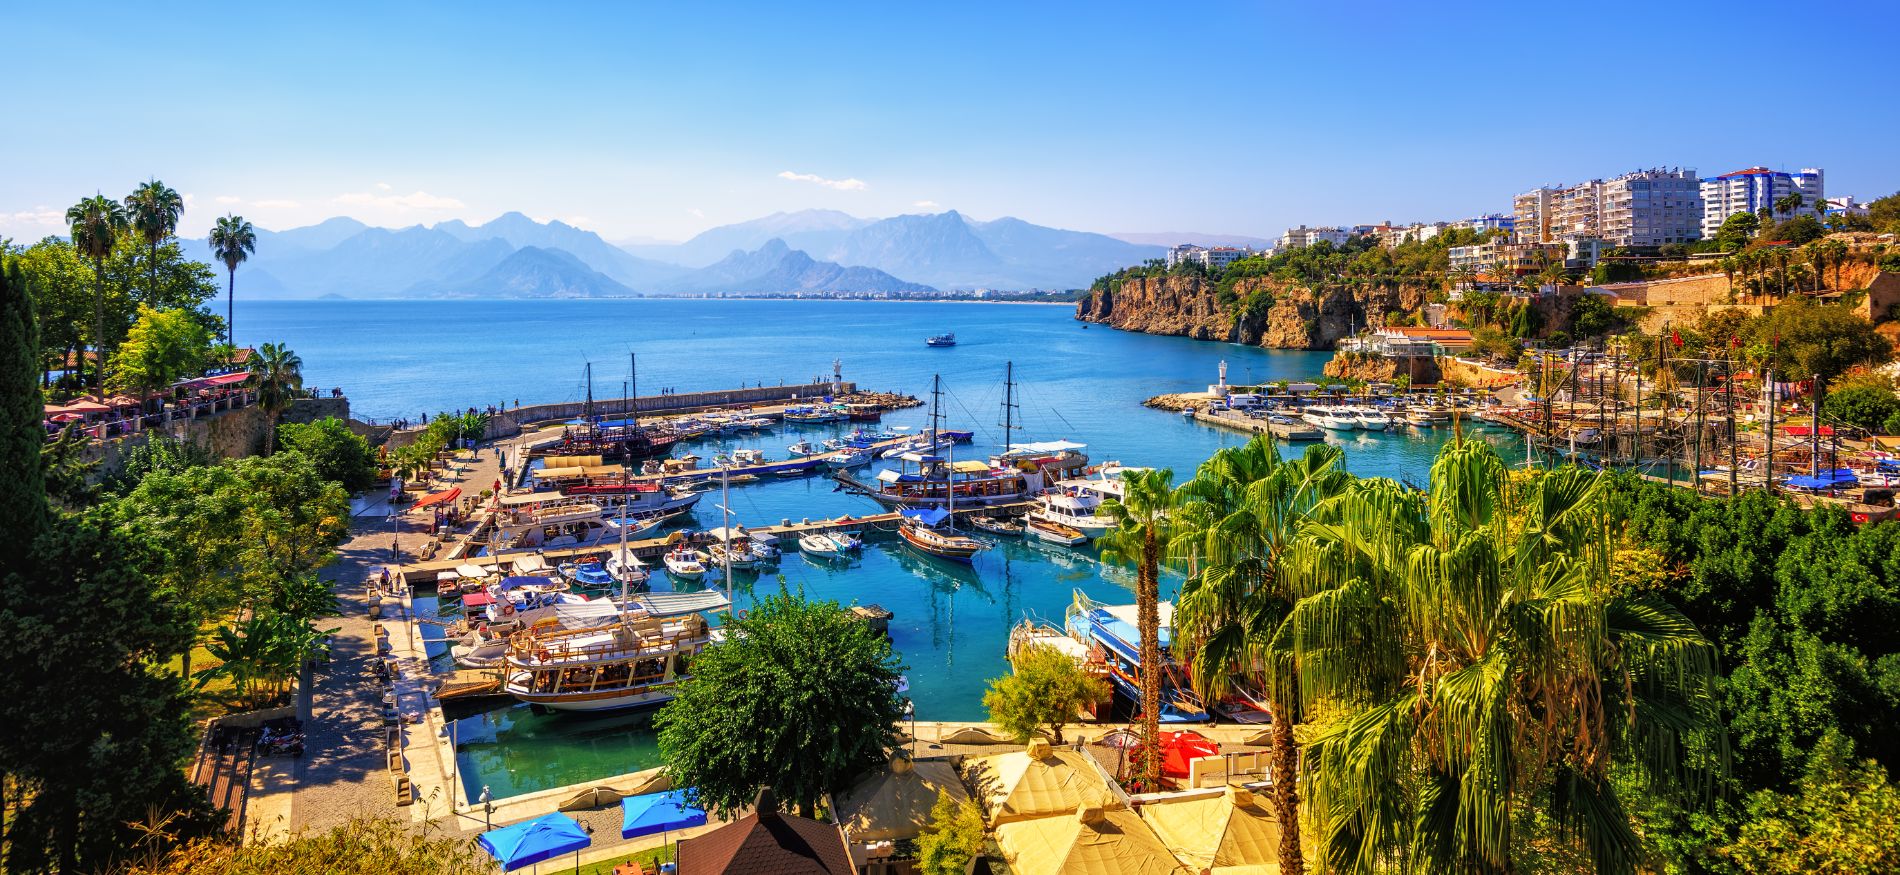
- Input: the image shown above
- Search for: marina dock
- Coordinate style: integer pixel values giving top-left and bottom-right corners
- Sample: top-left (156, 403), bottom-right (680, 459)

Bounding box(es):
top-left (1185, 407), bottom-right (1325, 441)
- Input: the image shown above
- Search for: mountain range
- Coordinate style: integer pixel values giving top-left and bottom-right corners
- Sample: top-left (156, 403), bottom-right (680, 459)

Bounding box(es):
top-left (195, 209), bottom-right (1168, 298)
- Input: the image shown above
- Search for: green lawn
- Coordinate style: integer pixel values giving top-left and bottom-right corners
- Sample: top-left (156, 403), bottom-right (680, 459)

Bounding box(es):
top-left (575, 843), bottom-right (675, 875)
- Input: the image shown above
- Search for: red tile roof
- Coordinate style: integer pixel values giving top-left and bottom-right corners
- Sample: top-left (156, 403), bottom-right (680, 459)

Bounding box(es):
top-left (676, 809), bottom-right (854, 875)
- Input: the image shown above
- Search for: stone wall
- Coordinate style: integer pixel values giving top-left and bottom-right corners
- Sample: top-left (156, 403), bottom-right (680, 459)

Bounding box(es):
top-left (1321, 351), bottom-right (1441, 385)
top-left (84, 396), bottom-right (355, 477)
top-left (506, 382), bottom-right (852, 426)
top-left (1438, 357), bottom-right (1523, 390)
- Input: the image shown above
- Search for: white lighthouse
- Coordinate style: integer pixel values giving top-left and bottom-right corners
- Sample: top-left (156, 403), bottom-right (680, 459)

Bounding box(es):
top-left (1208, 359), bottom-right (1230, 398)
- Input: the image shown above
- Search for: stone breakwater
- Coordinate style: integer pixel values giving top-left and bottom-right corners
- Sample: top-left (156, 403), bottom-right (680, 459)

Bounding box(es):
top-left (1143, 393), bottom-right (1207, 412)
top-left (1075, 274), bottom-right (1435, 350)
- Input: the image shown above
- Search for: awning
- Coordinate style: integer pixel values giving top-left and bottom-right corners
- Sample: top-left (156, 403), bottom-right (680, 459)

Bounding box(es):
top-left (633, 590), bottom-right (732, 617)
top-left (461, 592), bottom-right (496, 608)
top-left (59, 400), bottom-right (110, 414)
top-left (498, 576), bottom-right (558, 590)
top-left (455, 563), bottom-right (491, 578)
top-left (620, 789), bottom-right (707, 839)
top-left (536, 466), bottom-right (586, 480)
top-left (479, 812), bottom-right (592, 872)
top-left (901, 507), bottom-right (951, 526)
top-left (1005, 440), bottom-right (1086, 455)
top-left (411, 487), bottom-right (461, 510)
top-left (952, 460), bottom-right (992, 473)
top-left (500, 490), bottom-right (563, 505)
top-left (205, 372), bottom-right (249, 386)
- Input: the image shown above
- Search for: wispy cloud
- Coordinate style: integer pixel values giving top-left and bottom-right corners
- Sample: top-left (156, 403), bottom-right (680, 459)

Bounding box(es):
top-left (332, 188), bottom-right (464, 211)
top-left (688, 207), bottom-right (705, 219)
top-left (913, 200), bottom-right (940, 209)
top-left (214, 195), bottom-right (242, 205)
top-left (6, 208), bottom-right (64, 227)
top-left (777, 170), bottom-right (867, 191)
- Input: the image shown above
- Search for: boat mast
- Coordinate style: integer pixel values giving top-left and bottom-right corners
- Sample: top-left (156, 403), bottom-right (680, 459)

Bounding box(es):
top-left (999, 361), bottom-right (1019, 454)
top-left (930, 374), bottom-right (943, 449)
top-left (721, 463), bottom-right (733, 603)
top-left (946, 429), bottom-right (956, 531)
top-left (585, 362), bottom-right (594, 424)
top-left (629, 352), bottom-right (639, 427)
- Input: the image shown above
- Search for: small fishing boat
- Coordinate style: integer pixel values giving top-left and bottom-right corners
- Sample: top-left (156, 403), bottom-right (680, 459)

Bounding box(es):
top-left (1025, 516), bottom-right (1089, 546)
top-left (747, 531), bottom-right (781, 563)
top-left (562, 561), bottom-right (616, 589)
top-left (704, 541), bottom-right (760, 571)
top-left (787, 439), bottom-right (820, 456)
top-left (969, 514), bottom-right (1024, 536)
top-left (604, 549), bottom-right (649, 590)
top-left (925, 332), bottom-right (957, 347)
top-left (662, 546), bottom-right (706, 581)
top-left (798, 533), bottom-right (847, 558)
top-left (828, 448), bottom-right (873, 470)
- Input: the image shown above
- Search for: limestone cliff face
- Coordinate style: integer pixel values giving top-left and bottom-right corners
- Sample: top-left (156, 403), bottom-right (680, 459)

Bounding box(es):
top-left (1076, 275), bottom-right (1435, 350)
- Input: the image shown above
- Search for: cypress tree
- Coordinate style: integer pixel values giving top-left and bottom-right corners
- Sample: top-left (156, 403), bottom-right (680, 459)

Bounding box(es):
top-left (0, 256), bottom-right (47, 545)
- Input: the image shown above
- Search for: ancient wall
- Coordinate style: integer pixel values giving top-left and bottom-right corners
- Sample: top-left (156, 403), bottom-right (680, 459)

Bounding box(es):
top-left (84, 397), bottom-right (356, 476)
top-left (1438, 356), bottom-right (1522, 390)
top-left (1321, 351), bottom-right (1441, 385)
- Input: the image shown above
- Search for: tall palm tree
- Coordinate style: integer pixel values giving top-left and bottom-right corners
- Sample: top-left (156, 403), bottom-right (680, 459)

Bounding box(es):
top-left (1170, 439), bottom-right (1350, 875)
top-left (66, 194), bottom-right (129, 392)
top-left (208, 215), bottom-right (257, 346)
top-left (248, 342), bottom-right (303, 454)
top-left (1279, 439), bottom-right (1724, 874)
top-left (125, 180), bottom-right (185, 304)
top-left (1773, 192), bottom-right (1805, 223)
top-left (1096, 466), bottom-right (1178, 792)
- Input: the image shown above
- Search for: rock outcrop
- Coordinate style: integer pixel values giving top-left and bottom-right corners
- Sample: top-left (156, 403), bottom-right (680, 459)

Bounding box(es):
top-left (1075, 275), bottom-right (1435, 350)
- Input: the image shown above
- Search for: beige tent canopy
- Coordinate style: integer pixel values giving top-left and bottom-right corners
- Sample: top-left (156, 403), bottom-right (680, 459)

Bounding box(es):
top-left (834, 757), bottom-right (969, 843)
top-left (1139, 786), bottom-right (1283, 875)
top-left (540, 454), bottom-right (604, 469)
top-left (995, 801), bottom-right (1188, 875)
top-left (966, 739), bottom-right (1115, 826)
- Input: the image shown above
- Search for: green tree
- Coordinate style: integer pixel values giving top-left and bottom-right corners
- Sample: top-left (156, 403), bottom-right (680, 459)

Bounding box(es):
top-left (125, 180), bottom-right (185, 307)
top-left (195, 613), bottom-right (331, 709)
top-left (1169, 438), bottom-right (1350, 875)
top-left (228, 452), bottom-right (350, 596)
top-left (40, 421), bottom-right (98, 507)
top-left (248, 341), bottom-right (304, 454)
top-left (1721, 733), bottom-right (1900, 874)
top-left (1822, 384), bottom-right (1900, 433)
top-left (0, 255), bottom-right (48, 545)
top-left (1282, 440), bottom-right (1725, 874)
top-left (123, 816), bottom-right (496, 875)
top-left (1713, 211), bottom-right (1760, 252)
top-left (66, 194), bottom-right (129, 391)
top-left (1096, 466), bottom-right (1179, 791)
top-left (10, 239), bottom-right (93, 387)
top-left (109, 305), bottom-right (213, 398)
top-left (915, 791), bottom-right (988, 875)
top-left (1754, 298), bottom-right (1894, 387)
top-left (1868, 190), bottom-right (1900, 233)
top-left (656, 589), bottom-right (905, 817)
top-left (207, 215), bottom-right (256, 347)
top-left (277, 417), bottom-right (379, 492)
top-left (113, 462), bottom-right (248, 683)
top-left (104, 435), bottom-right (216, 496)
top-left (982, 644), bottom-right (1109, 744)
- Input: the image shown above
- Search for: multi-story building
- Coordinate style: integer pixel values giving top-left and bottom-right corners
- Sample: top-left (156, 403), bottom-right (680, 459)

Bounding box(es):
top-left (1377, 222), bottom-right (1451, 248)
top-left (1515, 168), bottom-right (1702, 248)
top-left (1166, 243), bottom-right (1259, 271)
top-left (1276, 225), bottom-right (1351, 251)
top-left (1699, 167), bottom-right (1825, 236)
top-left (1457, 214), bottom-right (1515, 236)
top-left (1448, 241), bottom-right (1565, 278)
top-left (1823, 194), bottom-right (1870, 218)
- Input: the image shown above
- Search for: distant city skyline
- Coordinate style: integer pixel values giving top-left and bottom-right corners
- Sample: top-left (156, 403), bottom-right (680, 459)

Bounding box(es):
top-left (4, 1), bottom-right (1897, 244)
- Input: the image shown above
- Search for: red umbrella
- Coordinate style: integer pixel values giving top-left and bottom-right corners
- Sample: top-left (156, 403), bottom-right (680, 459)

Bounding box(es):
top-left (1160, 729), bottom-right (1220, 779)
top-left (49, 412), bottom-right (85, 423)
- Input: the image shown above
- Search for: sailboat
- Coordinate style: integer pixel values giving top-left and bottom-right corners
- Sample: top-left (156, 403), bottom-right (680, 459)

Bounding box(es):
top-left (553, 355), bottom-right (680, 461)
top-left (898, 376), bottom-right (987, 563)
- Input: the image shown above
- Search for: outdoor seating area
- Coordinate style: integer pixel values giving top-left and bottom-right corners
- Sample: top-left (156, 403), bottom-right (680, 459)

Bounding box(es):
top-left (41, 370), bottom-right (261, 442)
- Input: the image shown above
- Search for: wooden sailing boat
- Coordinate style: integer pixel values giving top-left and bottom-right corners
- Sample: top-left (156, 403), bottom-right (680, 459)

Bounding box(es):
top-left (899, 375), bottom-right (987, 563)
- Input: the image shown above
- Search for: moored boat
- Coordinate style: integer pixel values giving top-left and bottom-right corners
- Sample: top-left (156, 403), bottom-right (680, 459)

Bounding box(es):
top-left (925, 332), bottom-right (957, 347)
top-left (969, 514), bottom-right (1024, 537)
top-left (1025, 515), bottom-right (1088, 546)
top-left (501, 591), bottom-right (730, 712)
top-left (662, 545), bottom-right (706, 580)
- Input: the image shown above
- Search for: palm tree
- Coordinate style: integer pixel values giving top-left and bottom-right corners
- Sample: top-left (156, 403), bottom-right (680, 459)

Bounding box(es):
top-left (1279, 439), bottom-right (1724, 874)
top-left (1536, 261), bottom-right (1567, 295)
top-left (1096, 466), bottom-right (1178, 792)
top-left (1170, 439), bottom-right (1350, 875)
top-left (248, 342), bottom-right (303, 454)
top-left (1773, 192), bottom-right (1805, 223)
top-left (66, 194), bottom-right (129, 392)
top-left (125, 180), bottom-right (185, 303)
top-left (208, 215), bottom-right (256, 346)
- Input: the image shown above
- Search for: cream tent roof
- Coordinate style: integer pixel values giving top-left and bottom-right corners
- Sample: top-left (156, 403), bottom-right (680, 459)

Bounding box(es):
top-left (994, 802), bottom-right (1187, 875)
top-left (1139, 786), bottom-right (1283, 875)
top-left (833, 758), bottom-right (969, 843)
top-left (966, 739), bottom-right (1115, 826)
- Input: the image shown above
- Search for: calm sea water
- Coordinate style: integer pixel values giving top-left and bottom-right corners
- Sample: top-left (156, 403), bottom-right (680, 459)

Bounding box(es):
top-left (247, 298), bottom-right (1524, 800)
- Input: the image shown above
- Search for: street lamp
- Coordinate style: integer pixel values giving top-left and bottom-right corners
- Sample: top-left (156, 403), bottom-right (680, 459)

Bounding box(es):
top-left (480, 785), bottom-right (493, 831)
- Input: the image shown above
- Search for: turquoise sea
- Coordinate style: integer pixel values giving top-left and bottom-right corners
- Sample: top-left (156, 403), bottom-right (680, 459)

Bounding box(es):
top-left (246, 298), bottom-right (1525, 800)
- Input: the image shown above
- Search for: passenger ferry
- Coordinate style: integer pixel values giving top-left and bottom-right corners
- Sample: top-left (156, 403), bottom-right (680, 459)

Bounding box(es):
top-left (502, 591), bottom-right (729, 712)
top-left (488, 494), bottom-right (626, 553)
top-left (1063, 592), bottom-right (1208, 723)
top-left (1027, 464), bottom-right (1139, 538)
top-left (868, 440), bottom-right (1089, 509)
top-left (925, 332), bottom-right (957, 347)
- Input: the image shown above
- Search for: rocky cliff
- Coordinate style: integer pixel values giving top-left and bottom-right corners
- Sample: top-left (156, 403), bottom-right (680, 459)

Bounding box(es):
top-left (1074, 275), bottom-right (1436, 350)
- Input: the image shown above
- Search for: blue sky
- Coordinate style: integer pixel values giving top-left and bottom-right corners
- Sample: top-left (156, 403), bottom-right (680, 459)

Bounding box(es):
top-left (4, 1), bottom-right (1896, 243)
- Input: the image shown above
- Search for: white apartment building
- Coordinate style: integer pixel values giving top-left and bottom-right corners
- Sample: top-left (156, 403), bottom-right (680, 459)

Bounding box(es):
top-left (1457, 213), bottom-right (1515, 236)
top-left (1377, 222), bottom-right (1451, 248)
top-left (1448, 241), bottom-right (1565, 278)
top-left (1699, 167), bottom-right (1825, 237)
top-left (1514, 168), bottom-right (1703, 248)
top-left (1276, 224), bottom-right (1351, 251)
top-left (1166, 243), bottom-right (1259, 271)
